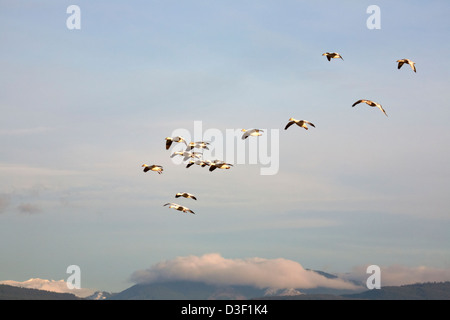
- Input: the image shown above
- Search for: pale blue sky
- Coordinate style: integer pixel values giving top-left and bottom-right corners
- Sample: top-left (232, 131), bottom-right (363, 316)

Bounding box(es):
top-left (1, 0), bottom-right (449, 293)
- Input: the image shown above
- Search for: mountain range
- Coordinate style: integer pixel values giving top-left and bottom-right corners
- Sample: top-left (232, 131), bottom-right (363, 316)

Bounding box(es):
top-left (1, 278), bottom-right (449, 300)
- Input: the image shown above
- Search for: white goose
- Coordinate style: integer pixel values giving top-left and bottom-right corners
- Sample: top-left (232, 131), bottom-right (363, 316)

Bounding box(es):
top-left (142, 164), bottom-right (163, 174)
top-left (284, 118), bottom-right (315, 130)
top-left (322, 52), bottom-right (344, 61)
top-left (209, 161), bottom-right (233, 172)
top-left (186, 159), bottom-right (211, 168)
top-left (171, 151), bottom-right (203, 161)
top-left (164, 202), bottom-right (195, 214)
top-left (175, 192), bottom-right (197, 200)
top-left (352, 99), bottom-right (388, 117)
top-left (397, 59), bottom-right (416, 73)
top-left (165, 136), bottom-right (187, 150)
top-left (187, 141), bottom-right (210, 150)
top-left (241, 129), bottom-right (264, 140)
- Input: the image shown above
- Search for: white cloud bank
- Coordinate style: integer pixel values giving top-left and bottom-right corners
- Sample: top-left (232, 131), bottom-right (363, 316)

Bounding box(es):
top-left (130, 253), bottom-right (360, 290)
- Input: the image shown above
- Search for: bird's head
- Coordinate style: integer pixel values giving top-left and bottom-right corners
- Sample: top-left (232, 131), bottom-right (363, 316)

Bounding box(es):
top-left (241, 129), bottom-right (247, 132)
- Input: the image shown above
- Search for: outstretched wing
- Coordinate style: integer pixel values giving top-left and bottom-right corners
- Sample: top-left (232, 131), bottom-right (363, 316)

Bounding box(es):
top-left (164, 203), bottom-right (176, 207)
top-left (377, 105), bottom-right (388, 117)
top-left (165, 139), bottom-right (173, 150)
top-left (284, 121), bottom-right (295, 130)
top-left (352, 100), bottom-right (364, 107)
top-left (186, 162), bottom-right (195, 168)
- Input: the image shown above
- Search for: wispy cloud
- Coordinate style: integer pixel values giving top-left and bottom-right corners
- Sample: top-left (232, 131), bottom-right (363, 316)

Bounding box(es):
top-left (17, 202), bottom-right (41, 214)
top-left (0, 163), bottom-right (82, 177)
top-left (130, 253), bottom-right (360, 290)
top-left (0, 126), bottom-right (54, 136)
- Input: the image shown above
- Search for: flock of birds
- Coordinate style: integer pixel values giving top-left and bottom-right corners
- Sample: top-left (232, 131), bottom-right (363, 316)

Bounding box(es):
top-left (142, 52), bottom-right (417, 215)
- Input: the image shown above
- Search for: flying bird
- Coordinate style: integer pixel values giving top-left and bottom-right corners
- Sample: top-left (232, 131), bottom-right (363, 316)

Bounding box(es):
top-left (241, 129), bottom-right (264, 140)
top-left (171, 151), bottom-right (203, 161)
top-left (164, 202), bottom-right (195, 214)
top-left (209, 161), bottom-right (233, 172)
top-left (186, 159), bottom-right (212, 168)
top-left (322, 52), bottom-right (344, 61)
top-left (165, 136), bottom-right (187, 150)
top-left (396, 59), bottom-right (416, 72)
top-left (187, 141), bottom-right (210, 150)
top-left (142, 164), bottom-right (163, 174)
top-left (284, 118), bottom-right (315, 130)
top-left (352, 99), bottom-right (388, 117)
top-left (175, 192), bottom-right (197, 200)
